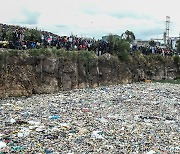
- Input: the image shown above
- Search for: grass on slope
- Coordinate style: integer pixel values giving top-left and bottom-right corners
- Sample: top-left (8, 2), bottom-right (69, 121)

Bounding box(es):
top-left (155, 78), bottom-right (180, 84)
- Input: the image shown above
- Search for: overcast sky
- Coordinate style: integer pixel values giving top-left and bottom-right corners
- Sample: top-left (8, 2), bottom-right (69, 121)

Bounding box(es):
top-left (0, 0), bottom-right (180, 40)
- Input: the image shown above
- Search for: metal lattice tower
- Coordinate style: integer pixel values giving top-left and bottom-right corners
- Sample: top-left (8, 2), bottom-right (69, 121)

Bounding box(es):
top-left (165, 16), bottom-right (170, 45)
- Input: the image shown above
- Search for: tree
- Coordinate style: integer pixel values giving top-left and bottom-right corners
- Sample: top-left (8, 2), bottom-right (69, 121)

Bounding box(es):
top-left (107, 34), bottom-right (117, 53)
top-left (106, 34), bottom-right (130, 60)
top-left (149, 40), bottom-right (156, 47)
top-left (121, 30), bottom-right (136, 43)
top-left (0, 27), bottom-right (2, 39)
top-left (176, 40), bottom-right (180, 54)
top-left (5, 28), bottom-right (13, 41)
top-left (24, 29), bottom-right (41, 42)
top-left (114, 39), bottom-right (130, 60)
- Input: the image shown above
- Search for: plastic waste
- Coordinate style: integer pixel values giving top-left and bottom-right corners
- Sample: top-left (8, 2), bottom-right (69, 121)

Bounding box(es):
top-left (45, 149), bottom-right (52, 154)
top-left (17, 128), bottom-right (30, 137)
top-left (91, 131), bottom-right (104, 139)
top-left (10, 118), bottom-right (16, 124)
top-left (28, 120), bottom-right (41, 126)
top-left (146, 150), bottom-right (156, 154)
top-left (0, 82), bottom-right (179, 153)
top-left (12, 146), bottom-right (25, 152)
top-left (36, 125), bottom-right (45, 132)
top-left (49, 115), bottom-right (60, 120)
top-left (0, 141), bottom-right (6, 149)
top-left (99, 117), bottom-right (108, 123)
top-left (0, 134), bottom-right (3, 140)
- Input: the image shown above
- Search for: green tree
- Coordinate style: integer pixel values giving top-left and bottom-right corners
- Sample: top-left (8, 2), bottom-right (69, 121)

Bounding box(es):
top-left (0, 27), bottom-right (2, 39)
top-left (5, 28), bottom-right (14, 41)
top-left (121, 30), bottom-right (136, 43)
top-left (107, 34), bottom-right (117, 52)
top-left (107, 34), bottom-right (130, 60)
top-left (176, 40), bottom-right (180, 54)
top-left (149, 40), bottom-right (156, 47)
top-left (24, 29), bottom-right (41, 42)
top-left (114, 39), bottom-right (130, 60)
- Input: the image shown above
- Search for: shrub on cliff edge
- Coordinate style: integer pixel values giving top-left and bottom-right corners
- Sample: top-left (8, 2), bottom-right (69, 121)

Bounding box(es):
top-left (107, 34), bottom-right (131, 61)
top-left (173, 55), bottom-right (180, 66)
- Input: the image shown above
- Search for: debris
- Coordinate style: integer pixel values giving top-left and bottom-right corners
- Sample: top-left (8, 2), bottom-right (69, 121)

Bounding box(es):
top-left (146, 150), bottom-right (156, 154)
top-left (0, 82), bottom-right (179, 153)
top-left (91, 131), bottom-right (104, 139)
top-left (0, 141), bottom-right (6, 149)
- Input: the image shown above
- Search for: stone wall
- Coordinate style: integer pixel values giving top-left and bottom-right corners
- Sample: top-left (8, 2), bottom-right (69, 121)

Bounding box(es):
top-left (0, 53), bottom-right (179, 98)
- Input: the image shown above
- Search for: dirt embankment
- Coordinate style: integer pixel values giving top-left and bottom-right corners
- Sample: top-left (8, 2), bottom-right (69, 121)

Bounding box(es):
top-left (0, 51), bottom-right (179, 98)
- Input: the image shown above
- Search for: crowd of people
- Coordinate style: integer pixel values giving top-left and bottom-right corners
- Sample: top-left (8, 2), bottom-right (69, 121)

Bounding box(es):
top-left (132, 45), bottom-right (174, 56)
top-left (0, 23), bottom-right (176, 56)
top-left (0, 24), bottom-right (97, 51)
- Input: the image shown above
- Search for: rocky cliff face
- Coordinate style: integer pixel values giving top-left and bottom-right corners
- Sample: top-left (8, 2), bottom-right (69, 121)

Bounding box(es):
top-left (0, 52), bottom-right (179, 98)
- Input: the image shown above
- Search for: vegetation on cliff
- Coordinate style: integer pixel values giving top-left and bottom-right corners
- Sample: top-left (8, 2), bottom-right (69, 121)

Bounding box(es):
top-left (155, 78), bottom-right (180, 84)
top-left (0, 47), bottom-right (179, 66)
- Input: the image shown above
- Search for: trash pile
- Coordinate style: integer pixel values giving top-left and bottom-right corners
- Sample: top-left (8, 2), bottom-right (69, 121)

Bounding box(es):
top-left (0, 82), bottom-right (179, 153)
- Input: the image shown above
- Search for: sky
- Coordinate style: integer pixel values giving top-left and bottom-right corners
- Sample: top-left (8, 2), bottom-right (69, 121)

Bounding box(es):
top-left (0, 0), bottom-right (180, 40)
